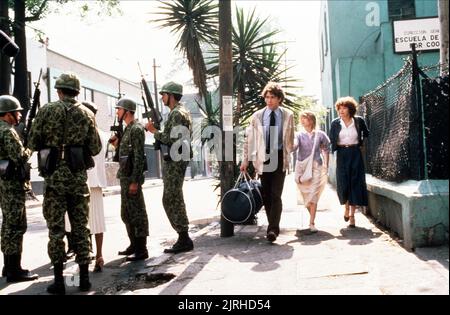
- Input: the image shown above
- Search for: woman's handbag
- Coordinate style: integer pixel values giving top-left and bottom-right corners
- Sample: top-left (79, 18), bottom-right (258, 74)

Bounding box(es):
top-left (295, 131), bottom-right (319, 184)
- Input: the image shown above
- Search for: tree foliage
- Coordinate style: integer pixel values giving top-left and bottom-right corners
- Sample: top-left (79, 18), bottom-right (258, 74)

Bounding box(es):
top-left (154, 0), bottom-right (218, 97)
top-left (0, 0), bottom-right (120, 118)
top-left (207, 7), bottom-right (303, 125)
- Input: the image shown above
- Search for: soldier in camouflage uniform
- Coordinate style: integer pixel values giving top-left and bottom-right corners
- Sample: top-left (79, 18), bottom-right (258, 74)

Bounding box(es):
top-left (145, 82), bottom-right (194, 254)
top-left (28, 73), bottom-right (101, 294)
top-left (109, 98), bottom-right (149, 261)
top-left (0, 95), bottom-right (39, 283)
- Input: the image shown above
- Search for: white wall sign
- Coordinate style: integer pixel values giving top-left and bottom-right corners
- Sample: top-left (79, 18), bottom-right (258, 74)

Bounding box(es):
top-left (393, 17), bottom-right (440, 53)
top-left (222, 96), bottom-right (233, 131)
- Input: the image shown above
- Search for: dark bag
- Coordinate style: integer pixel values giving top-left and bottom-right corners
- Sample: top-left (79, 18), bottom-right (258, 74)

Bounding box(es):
top-left (119, 155), bottom-right (132, 177)
top-left (221, 172), bottom-right (262, 224)
top-left (38, 147), bottom-right (59, 177)
top-left (160, 143), bottom-right (171, 161)
top-left (64, 146), bottom-right (95, 173)
top-left (120, 154), bottom-right (148, 176)
top-left (0, 159), bottom-right (30, 181)
top-left (0, 159), bottom-right (12, 179)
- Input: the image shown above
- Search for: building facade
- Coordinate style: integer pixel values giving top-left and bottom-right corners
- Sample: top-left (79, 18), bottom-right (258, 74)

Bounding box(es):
top-left (320, 0), bottom-right (440, 127)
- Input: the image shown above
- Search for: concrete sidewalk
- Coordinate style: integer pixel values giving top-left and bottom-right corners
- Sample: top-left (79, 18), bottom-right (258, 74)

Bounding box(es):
top-left (7, 174), bottom-right (449, 295)
top-left (123, 176), bottom-right (449, 295)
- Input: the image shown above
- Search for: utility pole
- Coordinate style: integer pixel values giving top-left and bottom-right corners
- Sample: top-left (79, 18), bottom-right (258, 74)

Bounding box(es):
top-left (439, 0), bottom-right (449, 74)
top-left (219, 0), bottom-right (234, 237)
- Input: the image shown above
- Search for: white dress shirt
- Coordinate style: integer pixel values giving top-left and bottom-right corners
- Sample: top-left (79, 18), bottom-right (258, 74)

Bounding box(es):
top-left (337, 118), bottom-right (358, 145)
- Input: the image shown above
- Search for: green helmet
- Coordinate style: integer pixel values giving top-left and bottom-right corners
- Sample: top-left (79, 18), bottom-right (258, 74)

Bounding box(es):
top-left (54, 73), bottom-right (80, 92)
top-left (159, 81), bottom-right (183, 96)
top-left (0, 95), bottom-right (23, 114)
top-left (115, 98), bottom-right (136, 112)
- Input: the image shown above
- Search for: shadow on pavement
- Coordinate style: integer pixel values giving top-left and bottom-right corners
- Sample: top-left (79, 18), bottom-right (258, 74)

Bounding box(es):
top-left (292, 229), bottom-right (335, 245)
top-left (414, 246), bottom-right (449, 271)
top-left (337, 227), bottom-right (383, 246)
top-left (149, 229), bottom-right (295, 295)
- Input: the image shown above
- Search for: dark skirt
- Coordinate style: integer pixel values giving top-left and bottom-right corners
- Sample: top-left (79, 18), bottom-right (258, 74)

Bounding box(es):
top-left (336, 146), bottom-right (368, 206)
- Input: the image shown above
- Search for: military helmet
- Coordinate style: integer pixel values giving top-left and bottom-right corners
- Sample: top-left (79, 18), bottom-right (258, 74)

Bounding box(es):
top-left (159, 81), bottom-right (183, 96)
top-left (0, 95), bottom-right (23, 114)
top-left (54, 73), bottom-right (80, 92)
top-left (115, 98), bottom-right (136, 112)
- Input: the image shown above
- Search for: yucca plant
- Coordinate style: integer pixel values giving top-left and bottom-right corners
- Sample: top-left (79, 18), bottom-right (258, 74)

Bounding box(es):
top-left (154, 0), bottom-right (218, 97)
top-left (207, 7), bottom-right (302, 126)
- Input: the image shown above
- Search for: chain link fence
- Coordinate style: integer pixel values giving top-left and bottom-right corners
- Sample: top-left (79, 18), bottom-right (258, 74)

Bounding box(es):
top-left (359, 60), bottom-right (448, 182)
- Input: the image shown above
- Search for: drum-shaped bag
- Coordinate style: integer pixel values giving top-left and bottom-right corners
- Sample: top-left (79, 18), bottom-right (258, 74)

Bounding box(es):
top-left (221, 173), bottom-right (263, 224)
top-left (221, 188), bottom-right (254, 224)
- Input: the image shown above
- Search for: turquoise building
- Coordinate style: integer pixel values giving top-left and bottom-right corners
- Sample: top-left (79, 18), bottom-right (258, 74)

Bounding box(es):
top-left (320, 0), bottom-right (440, 126)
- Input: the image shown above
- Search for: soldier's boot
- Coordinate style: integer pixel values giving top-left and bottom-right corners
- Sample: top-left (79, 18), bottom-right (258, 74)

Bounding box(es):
top-left (2, 254), bottom-right (7, 277)
top-left (6, 255), bottom-right (38, 283)
top-left (118, 235), bottom-right (135, 256)
top-left (163, 232), bottom-right (193, 254)
top-left (17, 254), bottom-right (32, 275)
top-left (125, 237), bottom-right (148, 262)
top-left (47, 263), bottom-right (65, 295)
top-left (78, 264), bottom-right (91, 292)
top-left (3, 254), bottom-right (33, 277)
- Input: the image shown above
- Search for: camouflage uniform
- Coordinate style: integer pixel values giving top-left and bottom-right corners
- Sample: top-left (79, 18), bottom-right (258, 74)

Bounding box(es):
top-left (117, 121), bottom-right (149, 239)
top-left (155, 104), bottom-right (192, 233)
top-left (0, 120), bottom-right (31, 255)
top-left (28, 97), bottom-right (101, 265)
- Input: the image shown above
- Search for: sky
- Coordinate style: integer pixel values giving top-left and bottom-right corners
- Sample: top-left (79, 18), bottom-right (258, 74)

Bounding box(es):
top-left (29, 0), bottom-right (322, 102)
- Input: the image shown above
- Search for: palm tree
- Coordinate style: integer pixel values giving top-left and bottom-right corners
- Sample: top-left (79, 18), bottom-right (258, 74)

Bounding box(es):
top-left (154, 0), bottom-right (218, 97)
top-left (207, 7), bottom-right (302, 125)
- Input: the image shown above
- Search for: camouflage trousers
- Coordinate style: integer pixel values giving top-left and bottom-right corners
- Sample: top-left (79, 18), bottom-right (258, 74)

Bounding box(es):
top-left (120, 179), bottom-right (149, 239)
top-left (43, 184), bottom-right (91, 265)
top-left (162, 161), bottom-right (189, 233)
top-left (0, 181), bottom-right (27, 255)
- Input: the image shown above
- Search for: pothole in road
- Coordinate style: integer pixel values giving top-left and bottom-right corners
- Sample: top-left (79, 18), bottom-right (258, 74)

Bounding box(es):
top-left (101, 272), bottom-right (176, 294)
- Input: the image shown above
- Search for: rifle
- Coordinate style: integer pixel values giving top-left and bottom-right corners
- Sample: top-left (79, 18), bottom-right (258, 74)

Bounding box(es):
top-left (23, 69), bottom-right (42, 147)
top-left (109, 88), bottom-right (124, 162)
top-left (138, 63), bottom-right (163, 152)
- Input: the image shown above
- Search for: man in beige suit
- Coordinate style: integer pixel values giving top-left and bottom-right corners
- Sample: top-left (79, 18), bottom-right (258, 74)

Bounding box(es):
top-left (240, 82), bottom-right (295, 243)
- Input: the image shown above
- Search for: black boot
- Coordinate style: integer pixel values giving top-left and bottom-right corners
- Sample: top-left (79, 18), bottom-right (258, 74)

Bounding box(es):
top-left (47, 263), bottom-right (65, 295)
top-left (17, 254), bottom-right (31, 275)
top-left (126, 237), bottom-right (149, 261)
top-left (118, 234), bottom-right (135, 256)
top-left (79, 264), bottom-right (91, 292)
top-left (6, 254), bottom-right (38, 283)
top-left (163, 232), bottom-right (193, 254)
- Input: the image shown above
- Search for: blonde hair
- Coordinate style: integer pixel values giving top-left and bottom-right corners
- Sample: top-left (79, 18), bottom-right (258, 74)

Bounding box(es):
top-left (335, 96), bottom-right (358, 117)
top-left (300, 110), bottom-right (317, 129)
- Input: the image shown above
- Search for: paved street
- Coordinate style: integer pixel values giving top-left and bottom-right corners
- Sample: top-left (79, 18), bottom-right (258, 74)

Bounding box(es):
top-left (0, 174), bottom-right (448, 295)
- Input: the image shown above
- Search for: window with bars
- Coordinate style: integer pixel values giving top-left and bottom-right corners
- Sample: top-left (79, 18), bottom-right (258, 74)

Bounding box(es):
top-left (388, 0), bottom-right (416, 20)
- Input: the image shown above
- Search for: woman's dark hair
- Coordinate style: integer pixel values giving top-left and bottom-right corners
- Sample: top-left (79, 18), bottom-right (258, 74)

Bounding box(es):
top-left (335, 96), bottom-right (358, 117)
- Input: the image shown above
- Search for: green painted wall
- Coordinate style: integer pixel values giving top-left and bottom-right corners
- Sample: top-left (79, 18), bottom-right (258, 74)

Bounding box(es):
top-left (321, 0), bottom-right (440, 110)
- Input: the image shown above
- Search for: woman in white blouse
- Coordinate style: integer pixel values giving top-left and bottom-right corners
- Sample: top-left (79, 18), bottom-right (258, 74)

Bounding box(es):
top-left (329, 97), bottom-right (369, 228)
